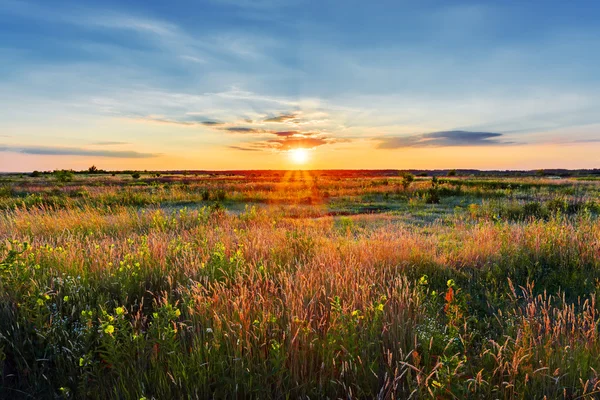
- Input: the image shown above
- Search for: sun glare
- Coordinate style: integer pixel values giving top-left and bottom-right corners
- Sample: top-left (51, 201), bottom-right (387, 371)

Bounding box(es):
top-left (289, 148), bottom-right (309, 164)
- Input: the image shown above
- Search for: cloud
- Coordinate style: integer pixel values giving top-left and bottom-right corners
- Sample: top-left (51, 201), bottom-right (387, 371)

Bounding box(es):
top-left (229, 136), bottom-right (336, 152)
top-left (223, 126), bottom-right (268, 133)
top-left (200, 115), bottom-right (340, 151)
top-left (133, 117), bottom-right (201, 126)
top-left (376, 130), bottom-right (509, 149)
top-left (228, 145), bottom-right (261, 151)
top-left (264, 113), bottom-right (298, 123)
top-left (273, 131), bottom-right (299, 137)
top-left (266, 137), bottom-right (329, 151)
top-left (0, 145), bottom-right (161, 158)
top-left (132, 115), bottom-right (227, 127)
top-left (220, 126), bottom-right (320, 137)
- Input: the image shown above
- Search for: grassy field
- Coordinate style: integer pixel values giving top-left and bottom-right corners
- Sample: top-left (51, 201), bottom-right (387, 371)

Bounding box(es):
top-left (2, 170), bottom-right (600, 399)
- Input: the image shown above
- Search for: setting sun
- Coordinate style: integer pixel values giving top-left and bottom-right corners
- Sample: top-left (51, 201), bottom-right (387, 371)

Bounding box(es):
top-left (289, 148), bottom-right (309, 164)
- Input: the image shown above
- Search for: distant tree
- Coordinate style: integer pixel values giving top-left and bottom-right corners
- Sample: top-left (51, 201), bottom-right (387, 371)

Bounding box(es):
top-left (427, 176), bottom-right (441, 204)
top-left (88, 165), bottom-right (99, 174)
top-left (131, 172), bottom-right (141, 180)
top-left (54, 169), bottom-right (74, 183)
top-left (447, 169), bottom-right (457, 177)
top-left (400, 172), bottom-right (414, 190)
top-left (535, 169), bottom-right (546, 177)
top-left (30, 171), bottom-right (42, 178)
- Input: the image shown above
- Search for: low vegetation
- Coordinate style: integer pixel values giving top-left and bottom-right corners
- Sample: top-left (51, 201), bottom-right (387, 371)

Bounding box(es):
top-left (1, 170), bottom-right (600, 399)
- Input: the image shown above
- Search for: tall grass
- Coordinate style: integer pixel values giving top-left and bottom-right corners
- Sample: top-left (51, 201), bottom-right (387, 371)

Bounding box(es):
top-left (1, 176), bottom-right (600, 398)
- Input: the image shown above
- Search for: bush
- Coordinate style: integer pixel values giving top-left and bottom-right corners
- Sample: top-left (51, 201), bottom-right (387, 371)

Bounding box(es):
top-left (400, 172), bottom-right (415, 191)
top-left (425, 188), bottom-right (440, 204)
top-left (53, 169), bottom-right (74, 183)
top-left (201, 189), bottom-right (210, 201)
top-left (213, 189), bottom-right (227, 201)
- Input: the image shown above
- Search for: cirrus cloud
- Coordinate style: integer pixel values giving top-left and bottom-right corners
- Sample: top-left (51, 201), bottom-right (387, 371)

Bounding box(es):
top-left (0, 144), bottom-right (161, 158)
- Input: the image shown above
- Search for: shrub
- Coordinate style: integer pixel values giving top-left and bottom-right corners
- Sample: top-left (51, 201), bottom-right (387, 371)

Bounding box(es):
top-left (53, 169), bottom-right (74, 183)
top-left (213, 189), bottom-right (227, 201)
top-left (400, 172), bottom-right (415, 191)
top-left (201, 189), bottom-right (210, 201)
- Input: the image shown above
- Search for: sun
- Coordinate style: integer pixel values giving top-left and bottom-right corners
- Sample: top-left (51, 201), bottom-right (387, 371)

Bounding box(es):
top-left (289, 148), bottom-right (309, 164)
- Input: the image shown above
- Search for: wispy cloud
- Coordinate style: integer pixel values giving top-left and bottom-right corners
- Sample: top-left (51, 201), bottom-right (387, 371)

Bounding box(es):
top-left (231, 136), bottom-right (342, 152)
top-left (0, 145), bottom-right (161, 158)
top-left (131, 115), bottom-right (227, 127)
top-left (266, 137), bottom-right (329, 151)
top-left (228, 145), bottom-right (261, 151)
top-left (131, 117), bottom-right (201, 127)
top-left (223, 127), bottom-right (268, 133)
top-left (377, 130), bottom-right (510, 149)
top-left (274, 131), bottom-right (302, 137)
top-left (264, 113), bottom-right (299, 123)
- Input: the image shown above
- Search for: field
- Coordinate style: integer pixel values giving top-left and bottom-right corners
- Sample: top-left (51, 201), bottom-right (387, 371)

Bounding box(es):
top-left (2, 170), bottom-right (600, 399)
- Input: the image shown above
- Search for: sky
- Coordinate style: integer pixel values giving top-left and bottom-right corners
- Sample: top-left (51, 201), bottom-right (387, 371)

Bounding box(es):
top-left (1, 0), bottom-right (600, 171)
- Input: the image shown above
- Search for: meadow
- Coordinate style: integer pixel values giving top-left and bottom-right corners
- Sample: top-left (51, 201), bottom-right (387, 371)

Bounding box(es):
top-left (1, 170), bottom-right (600, 399)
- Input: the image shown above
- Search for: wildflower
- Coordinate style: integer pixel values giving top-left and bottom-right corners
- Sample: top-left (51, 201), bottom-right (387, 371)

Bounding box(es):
top-left (104, 325), bottom-right (115, 334)
top-left (444, 287), bottom-right (455, 313)
top-left (79, 357), bottom-right (85, 367)
top-left (376, 303), bottom-right (384, 312)
top-left (419, 275), bottom-right (429, 286)
top-left (63, 296), bottom-right (69, 302)
top-left (175, 309), bottom-right (181, 317)
top-left (447, 279), bottom-right (456, 288)
top-left (115, 307), bottom-right (125, 316)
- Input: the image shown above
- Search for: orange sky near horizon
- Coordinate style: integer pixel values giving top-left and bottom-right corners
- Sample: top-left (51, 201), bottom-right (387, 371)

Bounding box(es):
top-left (2, 141), bottom-right (599, 172)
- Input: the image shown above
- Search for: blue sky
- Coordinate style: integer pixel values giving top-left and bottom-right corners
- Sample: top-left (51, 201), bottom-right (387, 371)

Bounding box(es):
top-left (1, 0), bottom-right (600, 170)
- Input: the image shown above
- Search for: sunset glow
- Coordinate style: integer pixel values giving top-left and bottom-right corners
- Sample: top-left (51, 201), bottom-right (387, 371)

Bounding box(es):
top-left (289, 148), bottom-right (309, 165)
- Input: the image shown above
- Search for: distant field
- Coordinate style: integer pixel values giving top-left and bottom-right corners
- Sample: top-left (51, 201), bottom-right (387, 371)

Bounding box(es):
top-left (2, 171), bottom-right (600, 398)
